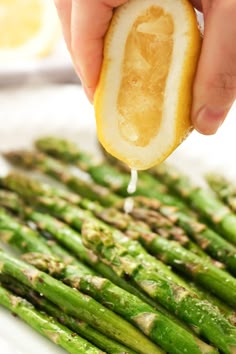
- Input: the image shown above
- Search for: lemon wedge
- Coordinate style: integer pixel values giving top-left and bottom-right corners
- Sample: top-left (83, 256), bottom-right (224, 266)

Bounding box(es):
top-left (0, 0), bottom-right (60, 62)
top-left (94, 0), bottom-right (201, 170)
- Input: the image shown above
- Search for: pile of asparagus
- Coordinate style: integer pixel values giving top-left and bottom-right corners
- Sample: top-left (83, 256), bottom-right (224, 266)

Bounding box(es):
top-left (0, 136), bottom-right (236, 354)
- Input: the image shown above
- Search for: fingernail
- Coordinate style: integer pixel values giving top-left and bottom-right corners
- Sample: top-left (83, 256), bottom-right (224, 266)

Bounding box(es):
top-left (194, 106), bottom-right (227, 135)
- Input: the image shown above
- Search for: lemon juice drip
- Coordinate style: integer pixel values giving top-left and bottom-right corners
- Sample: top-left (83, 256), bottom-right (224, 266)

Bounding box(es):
top-left (124, 169), bottom-right (138, 214)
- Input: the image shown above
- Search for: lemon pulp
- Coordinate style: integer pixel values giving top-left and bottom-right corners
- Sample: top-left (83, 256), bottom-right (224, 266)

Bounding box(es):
top-left (118, 6), bottom-right (173, 147)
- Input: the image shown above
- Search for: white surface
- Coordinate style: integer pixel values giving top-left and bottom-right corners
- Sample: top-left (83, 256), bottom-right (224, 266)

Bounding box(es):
top-left (0, 84), bottom-right (235, 353)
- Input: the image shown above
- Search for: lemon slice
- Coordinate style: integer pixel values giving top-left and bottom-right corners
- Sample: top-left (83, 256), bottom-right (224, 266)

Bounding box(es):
top-left (94, 0), bottom-right (201, 170)
top-left (0, 0), bottom-right (60, 62)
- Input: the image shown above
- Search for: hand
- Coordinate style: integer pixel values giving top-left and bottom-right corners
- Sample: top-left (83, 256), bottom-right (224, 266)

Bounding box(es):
top-left (191, 0), bottom-right (236, 135)
top-left (54, 0), bottom-right (128, 102)
top-left (55, 0), bottom-right (236, 135)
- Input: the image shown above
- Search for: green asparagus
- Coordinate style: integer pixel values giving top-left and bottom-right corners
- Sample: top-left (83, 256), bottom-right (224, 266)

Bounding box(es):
top-left (1, 275), bottom-right (135, 354)
top-left (0, 250), bottom-right (162, 354)
top-left (121, 200), bottom-right (236, 275)
top-left (3, 151), bottom-right (121, 206)
top-left (23, 252), bottom-right (216, 354)
top-left (35, 136), bottom-right (168, 195)
top-left (0, 200), bottom-right (208, 353)
top-left (34, 137), bottom-right (186, 208)
top-left (81, 220), bottom-right (236, 354)
top-left (206, 173), bottom-right (236, 212)
top-left (151, 163), bottom-right (236, 246)
top-left (0, 284), bottom-right (103, 354)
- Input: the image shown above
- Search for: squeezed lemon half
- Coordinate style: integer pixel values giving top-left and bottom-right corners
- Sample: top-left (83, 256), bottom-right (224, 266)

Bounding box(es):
top-left (94, 0), bottom-right (201, 170)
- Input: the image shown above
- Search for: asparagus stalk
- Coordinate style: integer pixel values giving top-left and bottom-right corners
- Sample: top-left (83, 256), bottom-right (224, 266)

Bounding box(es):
top-left (123, 200), bottom-right (236, 276)
top-left (126, 192), bottom-right (236, 276)
top-left (1, 176), bottom-right (233, 317)
top-left (3, 151), bottom-right (121, 207)
top-left (0, 196), bottom-right (200, 351)
top-left (0, 194), bottom-right (162, 312)
top-left (0, 175), bottom-right (195, 289)
top-left (0, 206), bottom-right (85, 267)
top-left (0, 207), bottom-right (52, 255)
top-left (23, 252), bottom-right (215, 354)
top-left (3, 189), bottom-right (230, 324)
top-left (0, 250), bottom-right (162, 354)
top-left (1, 184), bottom-right (229, 304)
top-left (0, 182), bottom-right (187, 287)
top-left (151, 163), bottom-right (236, 246)
top-left (1, 275), bottom-right (135, 354)
top-left (2, 194), bottom-right (233, 325)
top-left (93, 208), bottom-right (236, 305)
top-left (34, 137), bottom-right (186, 208)
top-left (0, 176), bottom-right (208, 263)
top-left (0, 183), bottom-right (209, 264)
top-left (5, 150), bottom-right (234, 274)
top-left (35, 136), bottom-right (168, 195)
top-left (97, 206), bottom-right (214, 262)
top-left (206, 173), bottom-right (236, 212)
top-left (81, 220), bottom-right (236, 354)
top-left (0, 173), bottom-right (102, 213)
top-left (0, 284), bottom-right (103, 354)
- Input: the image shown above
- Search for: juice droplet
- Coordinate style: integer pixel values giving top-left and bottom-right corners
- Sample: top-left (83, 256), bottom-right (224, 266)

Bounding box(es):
top-left (124, 169), bottom-right (138, 214)
top-left (124, 197), bottom-right (134, 214)
top-left (127, 169), bottom-right (138, 194)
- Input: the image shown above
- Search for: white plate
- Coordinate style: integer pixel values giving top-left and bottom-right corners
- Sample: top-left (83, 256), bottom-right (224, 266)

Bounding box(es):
top-left (0, 85), bottom-right (235, 353)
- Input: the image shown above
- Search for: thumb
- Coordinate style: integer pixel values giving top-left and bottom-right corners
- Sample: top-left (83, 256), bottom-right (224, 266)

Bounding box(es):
top-left (192, 1), bottom-right (236, 135)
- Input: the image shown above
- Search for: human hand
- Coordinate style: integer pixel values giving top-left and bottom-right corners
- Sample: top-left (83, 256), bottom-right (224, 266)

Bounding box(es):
top-left (54, 0), bottom-right (236, 135)
top-left (54, 0), bottom-right (128, 101)
top-left (190, 0), bottom-right (236, 135)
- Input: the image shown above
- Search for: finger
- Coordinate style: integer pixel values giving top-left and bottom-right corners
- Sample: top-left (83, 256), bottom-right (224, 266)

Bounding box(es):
top-left (71, 0), bottom-right (128, 102)
top-left (192, 1), bottom-right (236, 135)
top-left (54, 0), bottom-right (72, 52)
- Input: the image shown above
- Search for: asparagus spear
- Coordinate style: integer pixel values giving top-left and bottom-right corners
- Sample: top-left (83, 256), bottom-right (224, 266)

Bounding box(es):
top-left (1, 275), bottom-right (135, 354)
top-left (2, 189), bottom-right (231, 324)
top-left (0, 172), bottom-right (102, 213)
top-left (0, 177), bottom-right (195, 289)
top-left (120, 200), bottom-right (236, 276)
top-left (1, 175), bottom-right (234, 316)
top-left (150, 163), bottom-right (236, 246)
top-left (93, 208), bottom-right (236, 304)
top-left (125, 192), bottom-right (236, 276)
top-left (96, 206), bottom-right (214, 262)
top-left (0, 284), bottom-right (103, 354)
top-left (2, 194), bottom-right (233, 324)
top-left (0, 206), bottom-right (86, 267)
top-left (3, 151), bottom-right (121, 207)
top-left (23, 252), bottom-right (215, 354)
top-left (0, 250), bottom-right (162, 354)
top-left (206, 173), bottom-right (236, 212)
top-left (0, 182), bottom-right (184, 284)
top-left (0, 185), bottom-right (210, 264)
top-left (2, 179), bottom-right (235, 276)
top-left (0, 198), bottom-right (202, 353)
top-left (34, 137), bottom-right (186, 208)
top-left (0, 194), bottom-right (162, 311)
top-left (1, 184), bottom-right (231, 305)
top-left (81, 220), bottom-right (236, 354)
top-left (35, 136), bottom-right (168, 195)
top-left (5, 150), bottom-right (235, 274)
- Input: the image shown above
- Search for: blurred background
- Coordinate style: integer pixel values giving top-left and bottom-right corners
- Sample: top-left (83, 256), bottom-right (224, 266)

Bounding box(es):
top-left (0, 0), bottom-right (80, 86)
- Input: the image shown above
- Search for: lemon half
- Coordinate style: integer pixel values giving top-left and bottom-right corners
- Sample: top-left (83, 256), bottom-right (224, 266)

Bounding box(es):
top-left (94, 0), bottom-right (201, 170)
top-left (0, 0), bottom-right (60, 62)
